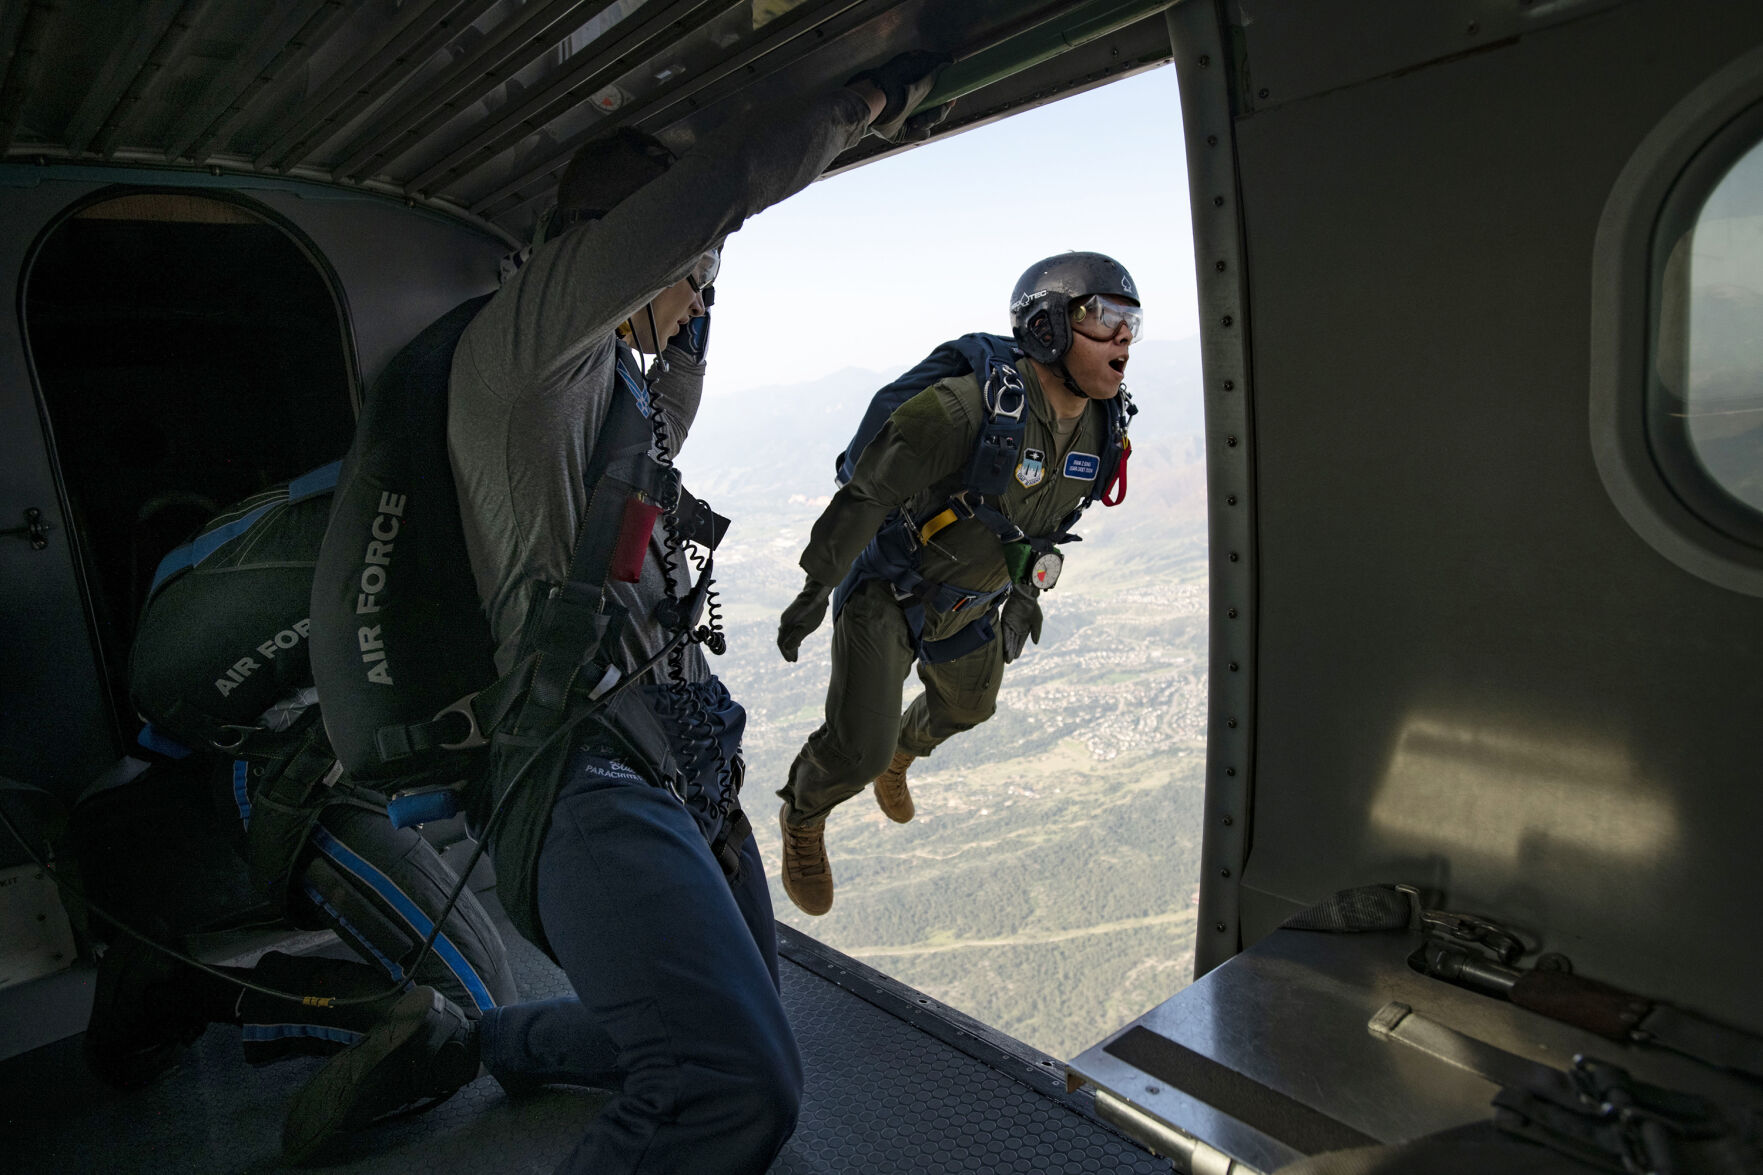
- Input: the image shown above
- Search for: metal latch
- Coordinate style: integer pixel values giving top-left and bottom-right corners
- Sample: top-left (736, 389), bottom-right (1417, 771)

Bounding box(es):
top-left (1396, 883), bottom-right (1523, 963)
top-left (2, 507), bottom-right (51, 550)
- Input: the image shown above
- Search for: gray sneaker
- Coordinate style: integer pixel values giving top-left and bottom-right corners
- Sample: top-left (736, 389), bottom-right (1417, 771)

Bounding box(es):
top-left (281, 986), bottom-right (476, 1165)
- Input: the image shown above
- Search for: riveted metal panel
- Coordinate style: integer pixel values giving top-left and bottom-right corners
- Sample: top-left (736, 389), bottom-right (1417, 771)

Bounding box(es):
top-left (1172, 0), bottom-right (1259, 981)
top-left (1232, 0), bottom-right (1624, 115)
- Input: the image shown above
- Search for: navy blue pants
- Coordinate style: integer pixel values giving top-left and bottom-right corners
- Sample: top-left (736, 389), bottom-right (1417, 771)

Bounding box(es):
top-left (478, 755), bottom-right (802, 1175)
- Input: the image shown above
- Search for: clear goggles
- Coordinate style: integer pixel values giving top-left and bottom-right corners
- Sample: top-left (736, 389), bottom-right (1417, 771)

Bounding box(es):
top-left (686, 247), bottom-right (720, 293)
top-left (1070, 293), bottom-right (1142, 341)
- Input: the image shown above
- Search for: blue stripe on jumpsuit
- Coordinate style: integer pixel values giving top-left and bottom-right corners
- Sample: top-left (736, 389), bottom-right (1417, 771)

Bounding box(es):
top-left (302, 882), bottom-right (406, 980)
top-left (231, 760), bottom-right (252, 829)
top-left (243, 1023), bottom-right (363, 1047)
top-left (309, 825), bottom-right (498, 1013)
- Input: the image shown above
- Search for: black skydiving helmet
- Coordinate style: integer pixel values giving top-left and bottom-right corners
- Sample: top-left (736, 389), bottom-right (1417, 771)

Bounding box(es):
top-left (1007, 251), bottom-right (1141, 365)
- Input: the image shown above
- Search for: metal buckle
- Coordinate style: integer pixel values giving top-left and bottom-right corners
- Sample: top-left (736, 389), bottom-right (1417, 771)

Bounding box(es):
top-left (434, 694), bottom-right (486, 751)
top-left (1396, 883), bottom-right (1524, 963)
top-left (945, 490), bottom-right (980, 519)
top-left (985, 366), bottom-right (1027, 421)
top-left (1567, 1058), bottom-right (1662, 1175)
top-left (210, 725), bottom-right (257, 752)
top-left (1422, 909), bottom-right (1524, 964)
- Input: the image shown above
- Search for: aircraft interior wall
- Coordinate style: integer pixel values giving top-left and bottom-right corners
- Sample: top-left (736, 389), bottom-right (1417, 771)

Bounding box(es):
top-left (1211, 0), bottom-right (1763, 1033)
top-left (0, 174), bottom-right (505, 863)
top-left (26, 202), bottom-right (356, 722)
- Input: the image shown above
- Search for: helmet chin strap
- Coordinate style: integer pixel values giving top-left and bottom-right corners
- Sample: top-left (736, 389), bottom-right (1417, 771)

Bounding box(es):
top-left (1055, 358), bottom-right (1094, 400)
top-left (645, 304), bottom-right (671, 373)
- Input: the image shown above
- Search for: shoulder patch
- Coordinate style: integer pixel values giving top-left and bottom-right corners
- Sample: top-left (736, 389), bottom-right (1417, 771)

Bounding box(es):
top-left (1015, 448), bottom-right (1046, 488)
top-left (1063, 452), bottom-right (1100, 481)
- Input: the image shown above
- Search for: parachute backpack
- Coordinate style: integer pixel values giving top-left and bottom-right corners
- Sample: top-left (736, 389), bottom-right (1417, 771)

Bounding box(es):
top-left (131, 462), bottom-right (341, 761)
top-left (309, 295), bottom-right (743, 952)
top-left (124, 452), bottom-right (518, 1009)
top-left (832, 331), bottom-right (1134, 663)
top-left (308, 295), bottom-right (499, 792)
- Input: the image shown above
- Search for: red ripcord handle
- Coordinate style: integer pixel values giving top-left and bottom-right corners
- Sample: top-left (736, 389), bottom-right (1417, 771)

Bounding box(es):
top-left (1101, 436), bottom-right (1130, 506)
top-left (612, 496), bottom-right (662, 582)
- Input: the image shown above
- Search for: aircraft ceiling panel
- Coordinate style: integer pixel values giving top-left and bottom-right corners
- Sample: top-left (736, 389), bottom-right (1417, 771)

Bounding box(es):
top-left (1232, 0), bottom-right (1625, 116)
top-left (0, 0), bottom-right (1178, 241)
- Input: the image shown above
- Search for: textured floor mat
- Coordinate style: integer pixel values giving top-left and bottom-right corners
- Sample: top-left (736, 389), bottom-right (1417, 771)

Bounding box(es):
top-left (4, 925), bottom-right (1165, 1174)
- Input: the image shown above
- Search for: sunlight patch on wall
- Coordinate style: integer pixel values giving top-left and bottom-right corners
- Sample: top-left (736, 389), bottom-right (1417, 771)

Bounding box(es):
top-left (1369, 714), bottom-right (1679, 867)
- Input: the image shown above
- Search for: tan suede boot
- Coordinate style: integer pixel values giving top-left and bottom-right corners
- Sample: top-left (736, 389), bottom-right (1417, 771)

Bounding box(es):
top-left (872, 750), bottom-right (915, 823)
top-left (778, 805), bottom-right (833, 915)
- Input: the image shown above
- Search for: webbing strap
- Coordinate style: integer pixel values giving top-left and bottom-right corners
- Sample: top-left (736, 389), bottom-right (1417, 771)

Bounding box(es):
top-left (372, 344), bottom-right (716, 774)
top-left (509, 345), bottom-right (655, 744)
top-left (902, 598), bottom-right (1002, 664)
top-left (288, 460), bottom-right (343, 503)
top-left (1282, 884), bottom-right (1413, 932)
top-left (147, 461), bottom-right (344, 598)
top-left (1100, 436), bottom-right (1130, 507)
top-left (918, 507), bottom-right (960, 544)
top-left (710, 805), bottom-right (752, 877)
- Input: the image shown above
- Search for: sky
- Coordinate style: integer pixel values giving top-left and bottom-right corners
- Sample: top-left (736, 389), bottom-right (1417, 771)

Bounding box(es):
top-left (703, 64), bottom-right (1197, 395)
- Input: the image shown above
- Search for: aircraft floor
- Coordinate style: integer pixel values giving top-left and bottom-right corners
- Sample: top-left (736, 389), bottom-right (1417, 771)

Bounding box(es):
top-left (4, 921), bottom-right (1167, 1174)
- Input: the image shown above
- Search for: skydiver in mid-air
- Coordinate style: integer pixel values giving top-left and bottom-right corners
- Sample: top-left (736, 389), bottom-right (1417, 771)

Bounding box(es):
top-left (775, 252), bottom-right (1141, 916)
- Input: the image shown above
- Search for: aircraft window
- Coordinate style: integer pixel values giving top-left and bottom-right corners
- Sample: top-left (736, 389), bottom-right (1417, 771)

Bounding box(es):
top-left (1650, 122), bottom-right (1763, 543)
top-left (23, 191), bottom-right (355, 734)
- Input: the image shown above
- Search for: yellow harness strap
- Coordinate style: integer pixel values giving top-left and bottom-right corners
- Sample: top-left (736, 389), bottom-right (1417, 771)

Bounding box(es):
top-left (917, 507), bottom-right (960, 544)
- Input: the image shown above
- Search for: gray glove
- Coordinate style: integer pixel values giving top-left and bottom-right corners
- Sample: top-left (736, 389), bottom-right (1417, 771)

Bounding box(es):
top-left (850, 50), bottom-right (954, 143)
top-left (999, 590), bottom-right (1043, 664)
top-left (778, 578), bottom-right (834, 662)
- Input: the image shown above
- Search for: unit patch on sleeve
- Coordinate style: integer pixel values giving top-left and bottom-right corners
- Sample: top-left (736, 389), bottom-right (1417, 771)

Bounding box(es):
top-left (1015, 448), bottom-right (1046, 488)
top-left (1063, 452), bottom-right (1100, 481)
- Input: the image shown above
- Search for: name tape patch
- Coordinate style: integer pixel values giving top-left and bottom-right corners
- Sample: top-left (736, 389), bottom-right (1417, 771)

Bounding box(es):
top-left (1063, 452), bottom-right (1100, 481)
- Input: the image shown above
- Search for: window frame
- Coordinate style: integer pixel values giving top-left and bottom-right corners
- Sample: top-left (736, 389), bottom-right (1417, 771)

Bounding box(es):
top-left (1646, 99), bottom-right (1763, 550)
top-left (1591, 43), bottom-right (1763, 596)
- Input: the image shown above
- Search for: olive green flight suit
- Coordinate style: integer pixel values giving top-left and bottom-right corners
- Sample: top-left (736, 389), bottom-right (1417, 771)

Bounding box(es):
top-left (779, 361), bottom-right (1108, 825)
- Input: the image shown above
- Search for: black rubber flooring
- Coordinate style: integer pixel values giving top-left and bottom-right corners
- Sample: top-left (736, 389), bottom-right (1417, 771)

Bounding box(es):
top-left (3, 924), bottom-right (1168, 1174)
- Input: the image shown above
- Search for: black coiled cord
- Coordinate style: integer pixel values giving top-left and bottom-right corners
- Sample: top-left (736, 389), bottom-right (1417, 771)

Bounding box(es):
top-left (634, 313), bottom-right (738, 833)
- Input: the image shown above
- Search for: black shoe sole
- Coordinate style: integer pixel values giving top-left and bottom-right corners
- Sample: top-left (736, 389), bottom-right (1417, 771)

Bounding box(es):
top-left (83, 934), bottom-right (209, 1090)
top-left (281, 987), bottom-right (446, 1166)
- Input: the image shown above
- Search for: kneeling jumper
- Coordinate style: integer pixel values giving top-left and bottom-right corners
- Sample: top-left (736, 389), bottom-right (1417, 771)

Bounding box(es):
top-left (283, 60), bottom-right (947, 1174)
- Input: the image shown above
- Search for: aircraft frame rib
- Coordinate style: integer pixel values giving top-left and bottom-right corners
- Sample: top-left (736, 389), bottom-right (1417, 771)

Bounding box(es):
top-left (88, 0), bottom-right (210, 160)
top-left (252, 0), bottom-right (484, 173)
top-left (405, 0), bottom-right (732, 198)
top-left (0, 0), bottom-right (53, 155)
top-left (161, 0), bottom-right (335, 162)
top-left (326, 0), bottom-right (615, 183)
top-left (177, 0), bottom-right (356, 163)
top-left (469, 0), bottom-right (877, 221)
top-left (60, 0), bottom-right (186, 156)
